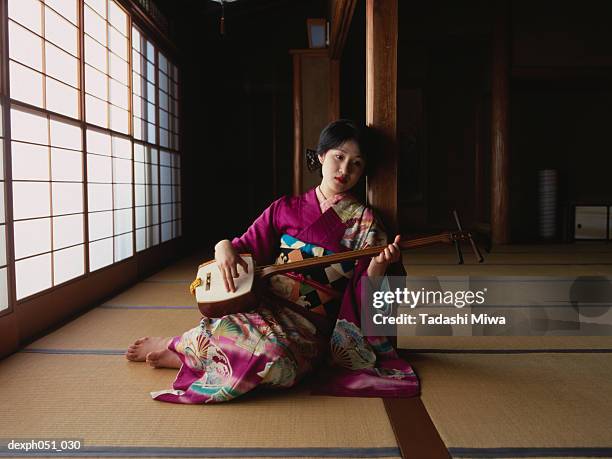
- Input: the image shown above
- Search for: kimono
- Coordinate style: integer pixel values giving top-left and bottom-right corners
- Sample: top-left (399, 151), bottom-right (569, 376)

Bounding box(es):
top-left (150, 188), bottom-right (420, 404)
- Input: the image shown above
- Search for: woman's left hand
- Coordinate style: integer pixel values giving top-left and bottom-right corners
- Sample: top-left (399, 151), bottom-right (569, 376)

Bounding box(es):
top-left (367, 235), bottom-right (401, 277)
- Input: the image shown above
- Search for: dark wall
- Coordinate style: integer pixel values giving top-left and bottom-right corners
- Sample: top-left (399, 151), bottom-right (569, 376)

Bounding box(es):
top-left (397, 1), bottom-right (492, 232)
top-left (511, 85), bottom-right (612, 241)
top-left (340, 0), bottom-right (365, 125)
top-left (157, 0), bottom-right (325, 247)
top-left (510, 0), bottom-right (612, 241)
top-left (160, 0), bottom-right (612, 246)
top-left (512, 0), bottom-right (612, 68)
top-left (397, 0), bottom-right (612, 241)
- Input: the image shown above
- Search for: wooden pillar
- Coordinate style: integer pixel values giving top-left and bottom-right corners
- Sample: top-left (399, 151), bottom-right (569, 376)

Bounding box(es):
top-left (329, 59), bottom-right (340, 121)
top-left (366, 0), bottom-right (398, 234)
top-left (292, 54), bottom-right (303, 196)
top-left (330, 0), bottom-right (358, 60)
top-left (474, 100), bottom-right (483, 223)
top-left (491, 0), bottom-right (510, 244)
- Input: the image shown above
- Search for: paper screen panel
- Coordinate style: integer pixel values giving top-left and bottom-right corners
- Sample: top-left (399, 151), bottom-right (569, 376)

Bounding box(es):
top-left (15, 253), bottom-right (52, 300)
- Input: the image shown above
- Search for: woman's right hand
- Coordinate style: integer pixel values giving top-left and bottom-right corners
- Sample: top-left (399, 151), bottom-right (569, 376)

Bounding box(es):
top-left (214, 240), bottom-right (249, 293)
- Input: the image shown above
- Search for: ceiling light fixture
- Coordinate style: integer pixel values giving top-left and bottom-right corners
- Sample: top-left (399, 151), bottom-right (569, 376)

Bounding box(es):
top-left (209, 0), bottom-right (238, 37)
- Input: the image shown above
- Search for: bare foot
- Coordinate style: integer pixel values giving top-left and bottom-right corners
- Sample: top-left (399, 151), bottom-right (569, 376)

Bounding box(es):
top-left (146, 349), bottom-right (182, 369)
top-left (125, 336), bottom-right (171, 362)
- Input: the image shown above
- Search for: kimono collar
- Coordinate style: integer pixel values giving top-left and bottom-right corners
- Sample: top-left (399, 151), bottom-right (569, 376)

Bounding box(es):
top-left (297, 188), bottom-right (351, 253)
top-left (310, 187), bottom-right (352, 214)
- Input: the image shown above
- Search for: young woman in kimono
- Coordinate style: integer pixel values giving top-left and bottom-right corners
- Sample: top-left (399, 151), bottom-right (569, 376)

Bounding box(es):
top-left (126, 119), bottom-right (420, 404)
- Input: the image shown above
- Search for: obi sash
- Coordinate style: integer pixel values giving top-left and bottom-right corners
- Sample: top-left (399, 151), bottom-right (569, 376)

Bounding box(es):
top-left (267, 234), bottom-right (356, 321)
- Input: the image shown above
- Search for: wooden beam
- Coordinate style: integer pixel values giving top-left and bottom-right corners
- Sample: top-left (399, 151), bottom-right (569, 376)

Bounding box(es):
top-left (292, 54), bottom-right (303, 196)
top-left (272, 93), bottom-right (278, 197)
top-left (490, 0), bottom-right (510, 244)
top-left (366, 0), bottom-right (399, 233)
top-left (0, 0), bottom-right (17, 321)
top-left (115, 0), bottom-right (178, 59)
top-left (0, 314), bottom-right (19, 359)
top-left (330, 0), bottom-right (358, 60)
top-left (384, 397), bottom-right (450, 459)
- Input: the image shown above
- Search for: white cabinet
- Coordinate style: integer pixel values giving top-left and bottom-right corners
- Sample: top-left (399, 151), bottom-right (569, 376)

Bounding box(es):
top-left (574, 206), bottom-right (608, 240)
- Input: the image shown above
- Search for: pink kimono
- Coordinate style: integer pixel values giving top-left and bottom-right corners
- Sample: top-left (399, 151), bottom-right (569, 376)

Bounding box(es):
top-left (151, 188), bottom-right (419, 404)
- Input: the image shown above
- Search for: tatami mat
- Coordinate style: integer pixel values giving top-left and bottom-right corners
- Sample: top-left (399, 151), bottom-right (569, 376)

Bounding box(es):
top-left (403, 242), bottom-right (612, 277)
top-left (0, 353), bottom-right (398, 450)
top-left (104, 281), bottom-right (195, 307)
top-left (144, 252), bottom-right (211, 282)
top-left (399, 243), bottom-right (612, 355)
top-left (96, 456), bottom-right (402, 459)
top-left (397, 335), bottom-right (612, 351)
top-left (7, 252), bottom-right (401, 458)
top-left (75, 456), bottom-right (401, 459)
top-left (45, 454), bottom-right (402, 459)
top-left (406, 242), bottom-right (612, 254)
top-left (452, 455), bottom-right (605, 459)
top-left (407, 252), bottom-right (612, 266)
top-left (407, 352), bottom-right (612, 450)
top-left (5, 243), bottom-right (612, 458)
top-left (397, 243), bottom-right (612, 457)
top-left (405, 264), bottom-right (612, 277)
top-left (25, 308), bottom-right (200, 350)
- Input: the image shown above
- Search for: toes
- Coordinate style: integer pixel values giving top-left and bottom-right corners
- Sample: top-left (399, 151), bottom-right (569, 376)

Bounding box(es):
top-left (134, 337), bottom-right (148, 344)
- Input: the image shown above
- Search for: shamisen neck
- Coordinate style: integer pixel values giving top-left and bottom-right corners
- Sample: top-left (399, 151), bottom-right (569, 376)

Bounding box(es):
top-left (256, 232), bottom-right (456, 279)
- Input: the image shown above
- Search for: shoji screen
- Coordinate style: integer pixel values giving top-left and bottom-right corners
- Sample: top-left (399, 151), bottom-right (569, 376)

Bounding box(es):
top-left (86, 128), bottom-right (133, 271)
top-left (8, 0), bottom-right (80, 119)
top-left (159, 150), bottom-right (181, 242)
top-left (157, 52), bottom-right (179, 150)
top-left (134, 143), bottom-right (159, 251)
top-left (10, 107), bottom-right (85, 300)
top-left (84, 0), bottom-right (129, 133)
top-left (131, 28), bottom-right (156, 144)
top-left (2, 0), bottom-right (181, 308)
top-left (158, 51), bottom-right (180, 241)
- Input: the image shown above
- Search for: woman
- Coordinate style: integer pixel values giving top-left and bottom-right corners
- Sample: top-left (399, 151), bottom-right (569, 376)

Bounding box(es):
top-left (126, 119), bottom-right (420, 404)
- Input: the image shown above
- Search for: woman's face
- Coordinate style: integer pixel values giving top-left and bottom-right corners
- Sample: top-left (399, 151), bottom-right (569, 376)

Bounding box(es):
top-left (318, 139), bottom-right (365, 195)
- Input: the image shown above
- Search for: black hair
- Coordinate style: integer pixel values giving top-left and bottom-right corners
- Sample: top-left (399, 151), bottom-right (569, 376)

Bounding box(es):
top-left (305, 119), bottom-right (374, 173)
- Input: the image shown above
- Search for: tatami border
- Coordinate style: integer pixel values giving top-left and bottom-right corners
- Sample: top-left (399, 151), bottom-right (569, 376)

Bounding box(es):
top-left (448, 446), bottom-right (612, 457)
top-left (21, 349), bottom-right (126, 355)
top-left (99, 304), bottom-right (195, 309)
top-left (401, 348), bottom-right (612, 354)
top-left (0, 446), bottom-right (402, 457)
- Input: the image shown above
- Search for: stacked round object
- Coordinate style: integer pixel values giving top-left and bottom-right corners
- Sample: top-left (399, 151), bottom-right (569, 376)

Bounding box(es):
top-left (538, 169), bottom-right (557, 239)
